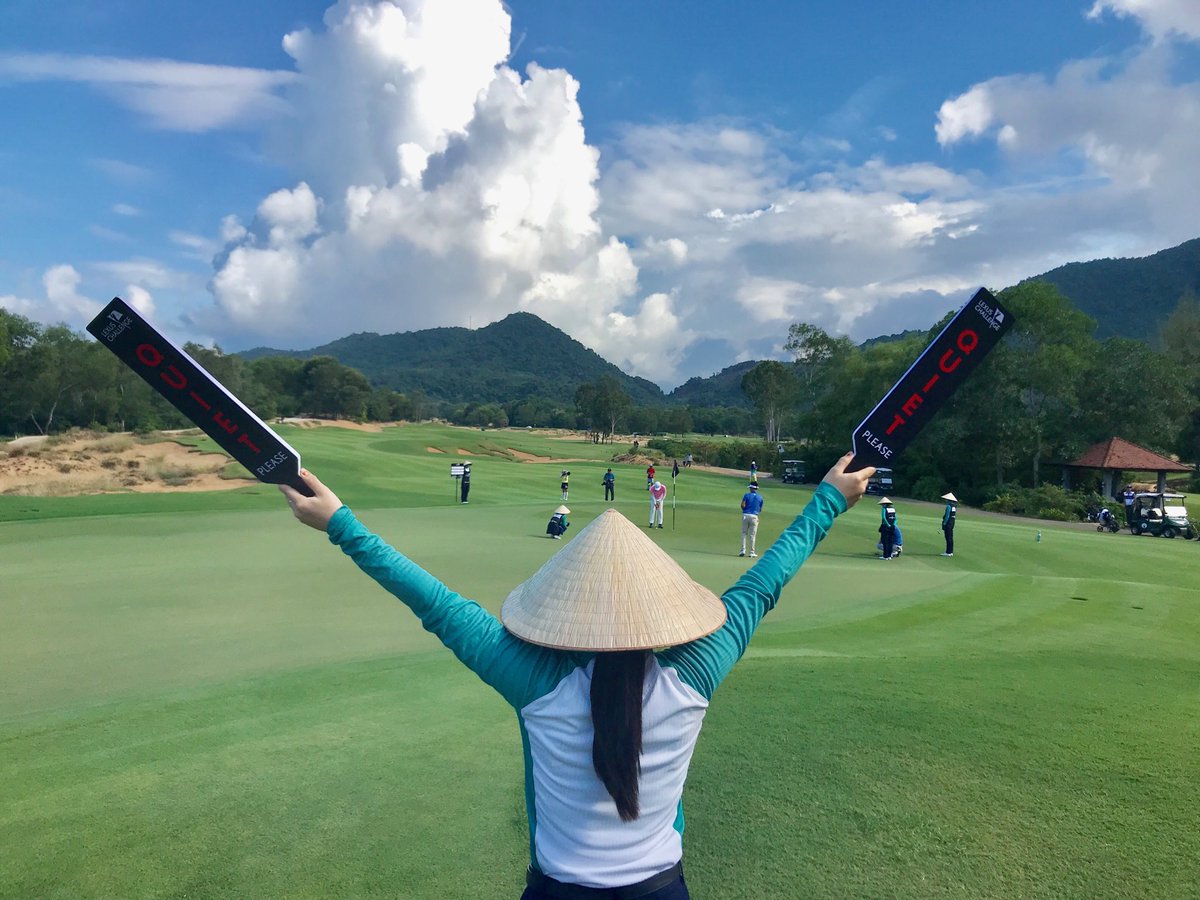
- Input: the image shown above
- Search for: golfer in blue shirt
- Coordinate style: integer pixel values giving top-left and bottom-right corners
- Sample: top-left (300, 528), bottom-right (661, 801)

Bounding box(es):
top-left (739, 482), bottom-right (764, 557)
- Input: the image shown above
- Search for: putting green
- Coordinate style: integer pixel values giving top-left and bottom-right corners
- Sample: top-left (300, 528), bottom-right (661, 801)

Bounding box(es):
top-left (2, 424), bottom-right (1197, 897)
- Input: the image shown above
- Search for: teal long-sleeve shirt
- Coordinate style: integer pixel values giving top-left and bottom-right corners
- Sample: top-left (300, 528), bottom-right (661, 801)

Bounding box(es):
top-left (324, 480), bottom-right (848, 885)
top-left (325, 480), bottom-right (847, 706)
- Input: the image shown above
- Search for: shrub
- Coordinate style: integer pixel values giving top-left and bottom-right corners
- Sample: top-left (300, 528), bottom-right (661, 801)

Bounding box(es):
top-left (143, 460), bottom-right (201, 486)
top-left (984, 493), bottom-right (1016, 514)
top-left (984, 484), bottom-right (1098, 521)
top-left (646, 438), bottom-right (780, 472)
top-left (86, 435), bottom-right (134, 454)
top-left (910, 475), bottom-right (947, 503)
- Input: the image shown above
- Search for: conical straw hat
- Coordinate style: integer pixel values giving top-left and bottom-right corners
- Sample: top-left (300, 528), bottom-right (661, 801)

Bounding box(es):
top-left (941, 492), bottom-right (958, 502)
top-left (877, 496), bottom-right (893, 505)
top-left (554, 505), bottom-right (571, 514)
top-left (502, 508), bottom-right (727, 651)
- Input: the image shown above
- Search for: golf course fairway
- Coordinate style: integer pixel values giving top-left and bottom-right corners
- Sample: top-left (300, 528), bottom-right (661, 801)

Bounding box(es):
top-left (2, 423), bottom-right (1197, 898)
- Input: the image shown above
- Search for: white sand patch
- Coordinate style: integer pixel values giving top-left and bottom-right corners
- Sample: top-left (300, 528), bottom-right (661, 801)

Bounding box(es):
top-left (280, 417), bottom-right (390, 432)
top-left (0, 431), bottom-right (252, 496)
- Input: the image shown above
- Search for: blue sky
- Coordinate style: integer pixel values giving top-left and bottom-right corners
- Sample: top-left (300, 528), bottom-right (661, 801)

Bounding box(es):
top-left (2, 0), bottom-right (1198, 387)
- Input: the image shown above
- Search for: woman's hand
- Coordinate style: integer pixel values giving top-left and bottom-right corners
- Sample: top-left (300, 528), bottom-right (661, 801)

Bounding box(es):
top-left (821, 452), bottom-right (875, 509)
top-left (278, 469), bottom-right (343, 532)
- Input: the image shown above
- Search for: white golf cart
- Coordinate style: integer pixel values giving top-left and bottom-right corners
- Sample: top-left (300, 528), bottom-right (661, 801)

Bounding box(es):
top-left (1130, 492), bottom-right (1196, 539)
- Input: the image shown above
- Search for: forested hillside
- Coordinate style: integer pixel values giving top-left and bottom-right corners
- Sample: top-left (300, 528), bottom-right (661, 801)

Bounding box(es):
top-left (241, 311), bottom-right (665, 407)
top-left (667, 361), bottom-right (756, 408)
top-left (1026, 237), bottom-right (1200, 344)
top-left (228, 237), bottom-right (1200, 409)
top-left (3, 236), bottom-right (1198, 509)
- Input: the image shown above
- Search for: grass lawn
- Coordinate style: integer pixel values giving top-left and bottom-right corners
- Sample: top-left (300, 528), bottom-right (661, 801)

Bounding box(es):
top-left (2, 424), bottom-right (1198, 898)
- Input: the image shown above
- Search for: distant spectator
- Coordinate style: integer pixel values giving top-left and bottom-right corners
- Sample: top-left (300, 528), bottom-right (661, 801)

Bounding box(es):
top-left (561, 470), bottom-right (570, 502)
top-left (460, 463), bottom-right (471, 504)
top-left (603, 468), bottom-right (615, 502)
top-left (646, 464), bottom-right (656, 488)
top-left (1122, 484), bottom-right (1136, 526)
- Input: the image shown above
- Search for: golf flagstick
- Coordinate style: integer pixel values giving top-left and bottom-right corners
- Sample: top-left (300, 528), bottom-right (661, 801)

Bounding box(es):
top-left (86, 297), bottom-right (315, 496)
top-left (671, 458), bottom-right (680, 530)
top-left (847, 287), bottom-right (1014, 472)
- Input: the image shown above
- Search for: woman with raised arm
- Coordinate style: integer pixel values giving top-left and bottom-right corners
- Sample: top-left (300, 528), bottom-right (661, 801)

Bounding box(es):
top-left (280, 452), bottom-right (873, 899)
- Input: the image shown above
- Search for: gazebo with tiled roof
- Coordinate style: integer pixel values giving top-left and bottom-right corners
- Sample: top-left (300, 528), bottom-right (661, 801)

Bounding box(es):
top-left (1062, 436), bottom-right (1191, 499)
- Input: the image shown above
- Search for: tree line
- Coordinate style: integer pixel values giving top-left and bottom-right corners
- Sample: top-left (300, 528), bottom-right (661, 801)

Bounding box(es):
top-left (738, 282), bottom-right (1200, 504)
top-left (0, 309), bottom-right (756, 440)
top-left (0, 310), bottom-right (419, 436)
top-left (8, 281), bottom-right (1194, 510)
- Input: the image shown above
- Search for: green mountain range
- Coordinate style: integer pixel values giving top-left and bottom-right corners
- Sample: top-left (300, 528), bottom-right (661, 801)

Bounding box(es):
top-left (1025, 237), bottom-right (1200, 344)
top-left (240, 237), bottom-right (1199, 408)
top-left (240, 311), bottom-right (665, 407)
top-left (668, 361), bottom-right (757, 408)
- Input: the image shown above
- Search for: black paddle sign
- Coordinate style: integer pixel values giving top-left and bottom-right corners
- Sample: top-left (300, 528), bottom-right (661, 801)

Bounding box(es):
top-left (86, 297), bottom-right (314, 496)
top-left (848, 287), bottom-right (1014, 472)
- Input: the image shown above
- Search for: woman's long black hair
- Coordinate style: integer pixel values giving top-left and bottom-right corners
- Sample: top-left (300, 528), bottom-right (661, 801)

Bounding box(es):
top-left (590, 649), bottom-right (650, 822)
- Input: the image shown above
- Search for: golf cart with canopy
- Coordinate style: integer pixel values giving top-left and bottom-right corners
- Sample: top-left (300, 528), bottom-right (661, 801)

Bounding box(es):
top-left (1130, 492), bottom-right (1195, 539)
top-left (865, 468), bottom-right (893, 497)
top-left (781, 459), bottom-right (807, 484)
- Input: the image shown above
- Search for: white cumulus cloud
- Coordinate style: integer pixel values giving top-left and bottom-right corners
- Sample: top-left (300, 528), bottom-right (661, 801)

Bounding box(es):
top-left (1088, 0), bottom-right (1200, 40)
top-left (208, 0), bottom-right (676, 381)
top-left (1, 265), bottom-right (100, 325)
top-left (935, 45), bottom-right (1200, 245)
top-left (170, 0), bottom-right (1200, 385)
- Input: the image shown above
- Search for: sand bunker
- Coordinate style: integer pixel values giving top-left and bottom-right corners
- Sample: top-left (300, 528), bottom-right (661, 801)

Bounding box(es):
top-left (1, 419), bottom-right (404, 497)
top-left (280, 417), bottom-right (389, 432)
top-left (0, 431), bottom-right (250, 496)
top-left (506, 448), bottom-right (596, 464)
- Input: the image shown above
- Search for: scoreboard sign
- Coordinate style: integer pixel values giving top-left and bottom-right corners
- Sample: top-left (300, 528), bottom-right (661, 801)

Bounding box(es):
top-left (86, 297), bottom-right (314, 496)
top-left (848, 287), bottom-right (1014, 472)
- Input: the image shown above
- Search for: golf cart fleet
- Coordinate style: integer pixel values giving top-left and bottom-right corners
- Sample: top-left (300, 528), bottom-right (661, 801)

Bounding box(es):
top-left (1129, 492), bottom-right (1196, 539)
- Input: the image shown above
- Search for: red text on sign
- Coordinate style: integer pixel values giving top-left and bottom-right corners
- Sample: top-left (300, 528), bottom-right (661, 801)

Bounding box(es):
top-left (135, 341), bottom-right (264, 457)
top-left (886, 328), bottom-right (979, 436)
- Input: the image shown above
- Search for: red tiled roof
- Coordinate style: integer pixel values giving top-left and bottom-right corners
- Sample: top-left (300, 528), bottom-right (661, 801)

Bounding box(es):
top-left (1068, 437), bottom-right (1191, 472)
